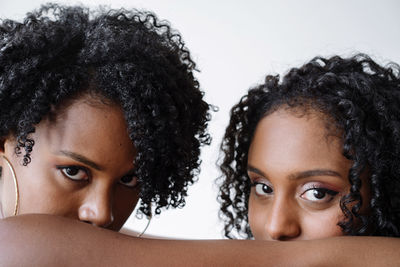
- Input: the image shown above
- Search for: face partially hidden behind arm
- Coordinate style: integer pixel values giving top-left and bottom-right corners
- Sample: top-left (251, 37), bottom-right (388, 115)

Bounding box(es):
top-left (1, 214), bottom-right (399, 266)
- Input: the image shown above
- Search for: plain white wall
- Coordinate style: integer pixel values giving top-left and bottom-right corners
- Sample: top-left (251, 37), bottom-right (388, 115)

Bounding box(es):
top-left (1, 0), bottom-right (399, 239)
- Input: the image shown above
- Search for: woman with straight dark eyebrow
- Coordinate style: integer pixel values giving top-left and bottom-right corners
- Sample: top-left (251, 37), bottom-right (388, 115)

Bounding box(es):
top-left (0, 3), bottom-right (210, 229)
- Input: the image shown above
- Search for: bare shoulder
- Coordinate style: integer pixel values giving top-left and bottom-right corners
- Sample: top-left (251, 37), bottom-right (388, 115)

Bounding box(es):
top-left (1, 215), bottom-right (400, 266)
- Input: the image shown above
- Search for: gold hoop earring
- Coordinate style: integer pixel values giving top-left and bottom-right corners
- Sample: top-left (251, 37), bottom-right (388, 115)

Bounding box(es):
top-left (2, 155), bottom-right (19, 216)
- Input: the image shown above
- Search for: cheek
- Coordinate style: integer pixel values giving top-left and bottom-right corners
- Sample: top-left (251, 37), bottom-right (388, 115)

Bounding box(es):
top-left (16, 163), bottom-right (78, 216)
top-left (248, 194), bottom-right (266, 240)
top-left (301, 207), bottom-right (345, 239)
top-left (248, 192), bottom-right (346, 240)
top-left (111, 187), bottom-right (140, 230)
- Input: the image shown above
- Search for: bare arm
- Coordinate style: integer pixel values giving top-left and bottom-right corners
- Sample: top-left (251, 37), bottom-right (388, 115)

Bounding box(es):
top-left (0, 215), bottom-right (398, 267)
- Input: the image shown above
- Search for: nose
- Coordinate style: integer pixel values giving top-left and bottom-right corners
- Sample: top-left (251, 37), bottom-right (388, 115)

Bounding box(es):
top-left (78, 186), bottom-right (114, 228)
top-left (265, 197), bottom-right (301, 241)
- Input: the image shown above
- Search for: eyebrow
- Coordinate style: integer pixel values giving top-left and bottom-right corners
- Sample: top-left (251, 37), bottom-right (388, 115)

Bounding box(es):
top-left (247, 165), bottom-right (266, 177)
top-left (289, 169), bottom-right (342, 180)
top-left (58, 150), bottom-right (103, 171)
top-left (247, 165), bottom-right (342, 180)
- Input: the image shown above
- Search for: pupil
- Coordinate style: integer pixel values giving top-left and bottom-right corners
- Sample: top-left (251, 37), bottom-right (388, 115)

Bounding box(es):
top-left (313, 190), bottom-right (325, 199)
top-left (66, 167), bottom-right (79, 176)
top-left (262, 185), bottom-right (272, 193)
top-left (121, 176), bottom-right (133, 183)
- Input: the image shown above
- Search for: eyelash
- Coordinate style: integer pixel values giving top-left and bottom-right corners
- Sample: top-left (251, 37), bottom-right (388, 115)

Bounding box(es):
top-left (119, 174), bottom-right (139, 188)
top-left (57, 165), bottom-right (139, 188)
top-left (309, 185), bottom-right (338, 195)
top-left (250, 181), bottom-right (273, 196)
top-left (300, 185), bottom-right (339, 202)
top-left (57, 165), bottom-right (90, 182)
top-left (250, 180), bottom-right (339, 203)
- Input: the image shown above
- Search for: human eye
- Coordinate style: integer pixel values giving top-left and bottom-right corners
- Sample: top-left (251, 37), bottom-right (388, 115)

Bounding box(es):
top-left (119, 174), bottom-right (139, 188)
top-left (58, 166), bottom-right (89, 181)
top-left (251, 181), bottom-right (273, 196)
top-left (300, 185), bottom-right (338, 203)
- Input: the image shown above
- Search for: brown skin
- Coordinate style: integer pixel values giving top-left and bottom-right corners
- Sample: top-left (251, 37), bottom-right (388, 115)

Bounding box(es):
top-left (0, 214), bottom-right (399, 266)
top-left (0, 95), bottom-right (139, 230)
top-left (247, 108), bottom-right (370, 241)
top-left (0, 105), bottom-right (398, 265)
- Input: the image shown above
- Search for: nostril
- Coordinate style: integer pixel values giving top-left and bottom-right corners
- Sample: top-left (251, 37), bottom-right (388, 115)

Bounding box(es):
top-left (101, 214), bottom-right (114, 229)
top-left (277, 235), bottom-right (293, 241)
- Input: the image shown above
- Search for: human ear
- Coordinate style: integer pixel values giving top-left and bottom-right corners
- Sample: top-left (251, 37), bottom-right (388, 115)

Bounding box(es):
top-left (0, 138), bottom-right (16, 176)
top-left (0, 137), bottom-right (12, 165)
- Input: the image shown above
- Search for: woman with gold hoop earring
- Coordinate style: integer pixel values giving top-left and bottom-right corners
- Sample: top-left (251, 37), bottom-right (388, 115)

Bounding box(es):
top-left (0, 3), bottom-right (211, 234)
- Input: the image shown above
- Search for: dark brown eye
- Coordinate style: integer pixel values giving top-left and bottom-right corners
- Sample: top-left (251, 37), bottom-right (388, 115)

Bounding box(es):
top-left (261, 184), bottom-right (273, 194)
top-left (119, 175), bottom-right (138, 188)
top-left (252, 182), bottom-right (273, 196)
top-left (59, 166), bottom-right (88, 181)
top-left (313, 190), bottom-right (326, 199)
top-left (65, 167), bottom-right (79, 176)
top-left (301, 188), bottom-right (338, 202)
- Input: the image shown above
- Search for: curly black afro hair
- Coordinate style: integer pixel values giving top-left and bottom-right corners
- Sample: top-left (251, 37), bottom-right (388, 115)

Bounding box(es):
top-left (0, 3), bottom-right (211, 217)
top-left (218, 53), bottom-right (400, 239)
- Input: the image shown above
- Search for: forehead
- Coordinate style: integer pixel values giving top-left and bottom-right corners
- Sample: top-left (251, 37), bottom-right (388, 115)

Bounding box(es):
top-left (33, 96), bottom-right (136, 168)
top-left (248, 108), bottom-right (348, 173)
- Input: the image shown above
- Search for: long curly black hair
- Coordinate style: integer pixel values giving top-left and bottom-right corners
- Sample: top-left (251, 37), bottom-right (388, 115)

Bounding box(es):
top-left (218, 53), bottom-right (400, 239)
top-left (0, 3), bottom-right (211, 217)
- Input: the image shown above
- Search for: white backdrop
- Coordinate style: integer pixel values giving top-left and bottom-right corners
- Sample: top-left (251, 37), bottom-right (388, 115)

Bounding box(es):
top-left (1, 0), bottom-right (399, 239)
